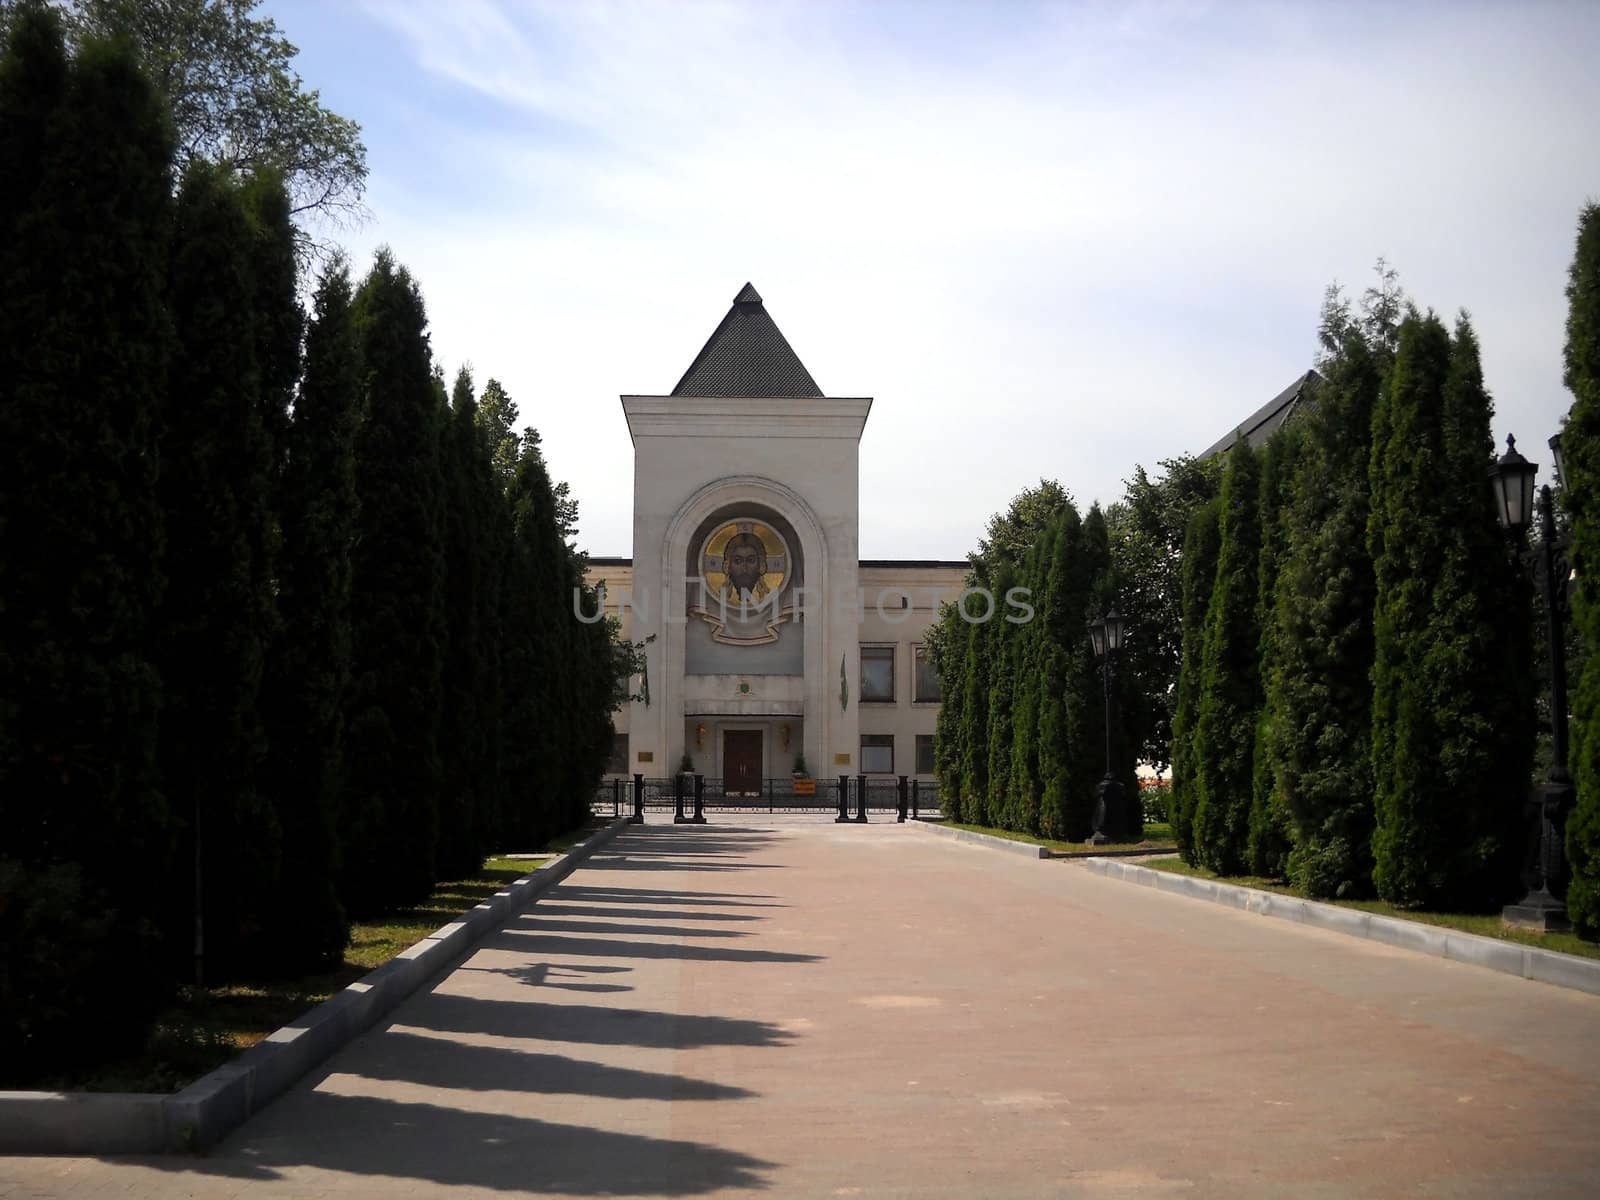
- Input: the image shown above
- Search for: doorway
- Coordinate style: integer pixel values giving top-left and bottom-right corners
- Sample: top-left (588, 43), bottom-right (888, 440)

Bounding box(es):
top-left (723, 729), bottom-right (763, 796)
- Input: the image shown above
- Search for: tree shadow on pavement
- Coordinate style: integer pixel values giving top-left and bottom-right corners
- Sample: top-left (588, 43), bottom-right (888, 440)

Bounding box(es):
top-left (486, 930), bottom-right (820, 965)
top-left (126, 1092), bottom-right (777, 1194)
top-left (350, 1030), bottom-right (757, 1101)
top-left (403, 992), bottom-right (799, 1049)
top-left (553, 885), bottom-right (783, 909)
top-left (501, 917), bottom-right (753, 939)
top-left (532, 902), bottom-right (764, 922)
top-left (456, 961), bottom-right (635, 993)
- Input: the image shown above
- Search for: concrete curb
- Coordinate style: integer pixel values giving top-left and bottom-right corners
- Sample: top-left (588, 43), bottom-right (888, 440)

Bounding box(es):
top-left (912, 819), bottom-right (1050, 859)
top-left (1082, 857), bottom-right (1600, 997)
top-left (0, 816), bottom-right (632, 1157)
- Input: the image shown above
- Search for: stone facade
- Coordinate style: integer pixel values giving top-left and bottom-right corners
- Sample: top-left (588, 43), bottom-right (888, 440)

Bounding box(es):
top-left (583, 284), bottom-right (966, 789)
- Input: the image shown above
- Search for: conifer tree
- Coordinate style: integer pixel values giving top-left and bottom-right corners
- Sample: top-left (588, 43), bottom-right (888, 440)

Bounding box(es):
top-left (984, 560), bottom-right (1019, 827)
top-left (0, 10), bottom-right (177, 1067)
top-left (437, 367), bottom-right (491, 876)
top-left (1106, 456), bottom-right (1221, 774)
top-left (930, 593), bottom-right (971, 814)
top-left (1369, 312), bottom-right (1531, 907)
top-left (1007, 534), bottom-right (1048, 834)
top-left (1073, 505), bottom-right (1117, 837)
top-left (1247, 424), bottom-right (1305, 876)
top-left (1441, 316), bottom-right (1533, 901)
top-left (957, 563), bottom-right (994, 825)
top-left (242, 170), bottom-right (300, 467)
top-left (1564, 204), bottom-right (1600, 935)
top-left (1170, 499), bottom-right (1221, 863)
top-left (1039, 507), bottom-right (1095, 839)
top-left (461, 381), bottom-right (512, 856)
top-left (478, 378), bottom-right (522, 489)
top-left (1192, 438), bottom-right (1262, 874)
top-left (503, 429), bottom-right (563, 844)
top-left (343, 251), bottom-right (447, 912)
top-left (1273, 304), bottom-right (1383, 896)
top-left (259, 259), bottom-right (357, 970)
top-left (159, 162), bottom-right (287, 977)
top-left (560, 548), bottom-right (620, 829)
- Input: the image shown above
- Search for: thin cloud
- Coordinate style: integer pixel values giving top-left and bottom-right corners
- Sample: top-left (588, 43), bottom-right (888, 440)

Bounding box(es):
top-left (330, 0), bottom-right (1599, 558)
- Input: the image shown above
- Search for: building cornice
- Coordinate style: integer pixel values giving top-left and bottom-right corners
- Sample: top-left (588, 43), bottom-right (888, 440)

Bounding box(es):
top-left (621, 395), bottom-right (872, 445)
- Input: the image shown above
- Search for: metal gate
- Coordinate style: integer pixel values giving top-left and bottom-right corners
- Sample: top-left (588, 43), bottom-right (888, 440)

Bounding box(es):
top-left (591, 776), bottom-right (947, 820)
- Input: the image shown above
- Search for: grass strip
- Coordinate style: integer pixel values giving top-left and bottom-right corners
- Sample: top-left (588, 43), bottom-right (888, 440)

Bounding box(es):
top-left (942, 820), bottom-right (1176, 855)
top-left (27, 840), bottom-right (586, 1093)
top-left (1138, 857), bottom-right (1600, 962)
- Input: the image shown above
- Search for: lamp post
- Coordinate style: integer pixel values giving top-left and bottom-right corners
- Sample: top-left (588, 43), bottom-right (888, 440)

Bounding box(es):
top-left (1086, 607), bottom-right (1127, 846)
top-left (1489, 434), bottom-right (1574, 931)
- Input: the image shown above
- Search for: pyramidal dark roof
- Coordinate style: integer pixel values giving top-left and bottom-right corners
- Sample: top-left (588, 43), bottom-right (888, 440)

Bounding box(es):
top-left (671, 283), bottom-right (823, 398)
top-left (1199, 369), bottom-right (1324, 459)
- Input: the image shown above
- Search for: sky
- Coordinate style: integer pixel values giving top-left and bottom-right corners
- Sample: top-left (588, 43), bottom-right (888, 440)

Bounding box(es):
top-left (266, 0), bottom-right (1600, 560)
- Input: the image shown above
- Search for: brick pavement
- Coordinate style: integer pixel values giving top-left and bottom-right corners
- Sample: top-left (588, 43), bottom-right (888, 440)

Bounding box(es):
top-left (4, 815), bottom-right (1600, 1198)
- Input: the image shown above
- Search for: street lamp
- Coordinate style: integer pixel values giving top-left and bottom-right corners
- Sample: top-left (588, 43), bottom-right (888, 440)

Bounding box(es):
top-left (1489, 433), bottom-right (1573, 931)
top-left (1086, 607), bottom-right (1126, 846)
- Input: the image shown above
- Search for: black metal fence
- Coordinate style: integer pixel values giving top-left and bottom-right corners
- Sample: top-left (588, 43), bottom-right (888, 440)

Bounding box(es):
top-left (590, 775), bottom-right (948, 821)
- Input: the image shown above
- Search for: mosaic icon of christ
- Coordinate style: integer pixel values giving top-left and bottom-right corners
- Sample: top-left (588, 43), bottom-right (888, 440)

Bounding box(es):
top-left (723, 530), bottom-right (769, 602)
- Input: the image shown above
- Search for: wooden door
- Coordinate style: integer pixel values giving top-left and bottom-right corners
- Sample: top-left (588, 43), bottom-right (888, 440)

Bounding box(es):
top-left (723, 730), bottom-right (763, 796)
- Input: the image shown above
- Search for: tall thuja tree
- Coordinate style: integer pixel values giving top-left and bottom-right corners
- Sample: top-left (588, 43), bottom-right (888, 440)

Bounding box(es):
top-left (1274, 295), bottom-right (1384, 897)
top-left (436, 367), bottom-right (491, 877)
top-left (1564, 204), bottom-right (1600, 935)
top-left (1440, 316), bottom-right (1533, 901)
top-left (478, 378), bottom-right (522, 488)
top-left (1007, 533), bottom-right (1049, 834)
top-left (1040, 507), bottom-right (1098, 840)
top-left (500, 429), bottom-right (572, 846)
top-left (1192, 438), bottom-right (1262, 874)
top-left (928, 589), bottom-right (971, 814)
top-left (957, 562), bottom-right (994, 825)
top-left (259, 258), bottom-right (356, 971)
top-left (243, 170), bottom-right (300, 469)
top-left (343, 251), bottom-right (447, 913)
top-left (1171, 499), bottom-right (1221, 863)
top-left (1106, 455), bottom-right (1221, 775)
top-left (560, 549), bottom-right (622, 831)
top-left (1073, 505), bottom-right (1122, 837)
top-left (0, 12), bottom-right (176, 1069)
top-left (1369, 312), bottom-right (1531, 908)
top-left (158, 162), bottom-right (284, 977)
top-left (984, 559), bottom-right (1019, 827)
top-left (1247, 424), bottom-right (1306, 876)
top-left (460, 378), bottom-right (512, 857)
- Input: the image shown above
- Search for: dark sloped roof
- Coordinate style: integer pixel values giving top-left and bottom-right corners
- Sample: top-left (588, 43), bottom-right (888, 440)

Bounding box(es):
top-left (672, 283), bottom-right (823, 398)
top-left (1200, 369), bottom-right (1323, 459)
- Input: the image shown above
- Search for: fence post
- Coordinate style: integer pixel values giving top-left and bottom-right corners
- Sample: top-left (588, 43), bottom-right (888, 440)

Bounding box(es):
top-left (631, 773), bottom-right (645, 824)
top-left (911, 779), bottom-right (920, 821)
top-left (612, 777), bottom-right (620, 818)
top-left (768, 774), bottom-right (774, 815)
top-left (692, 773), bottom-right (707, 824)
top-left (897, 775), bottom-right (908, 822)
top-left (855, 773), bottom-right (868, 823)
top-left (836, 775), bottom-right (851, 823)
top-left (674, 772), bottom-right (687, 823)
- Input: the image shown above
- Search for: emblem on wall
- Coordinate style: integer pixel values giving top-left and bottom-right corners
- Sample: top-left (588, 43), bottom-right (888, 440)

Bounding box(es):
top-left (694, 519), bottom-right (793, 645)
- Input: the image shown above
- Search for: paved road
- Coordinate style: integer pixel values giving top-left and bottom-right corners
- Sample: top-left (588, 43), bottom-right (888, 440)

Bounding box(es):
top-left (5, 816), bottom-right (1600, 1198)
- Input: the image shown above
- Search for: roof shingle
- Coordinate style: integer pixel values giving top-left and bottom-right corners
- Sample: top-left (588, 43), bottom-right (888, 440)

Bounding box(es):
top-left (1199, 369), bottom-right (1323, 459)
top-left (672, 283), bottom-right (823, 398)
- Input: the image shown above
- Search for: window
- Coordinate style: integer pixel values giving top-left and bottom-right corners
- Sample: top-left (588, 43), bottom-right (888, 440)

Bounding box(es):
top-left (860, 734), bottom-right (895, 774)
top-left (860, 644), bottom-right (896, 702)
top-left (607, 732), bottom-right (628, 774)
top-left (913, 644), bottom-right (941, 703)
top-left (915, 734), bottom-right (935, 775)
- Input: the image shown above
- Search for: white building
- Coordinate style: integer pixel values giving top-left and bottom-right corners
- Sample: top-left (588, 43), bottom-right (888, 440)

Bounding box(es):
top-left (585, 283), bottom-right (966, 792)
